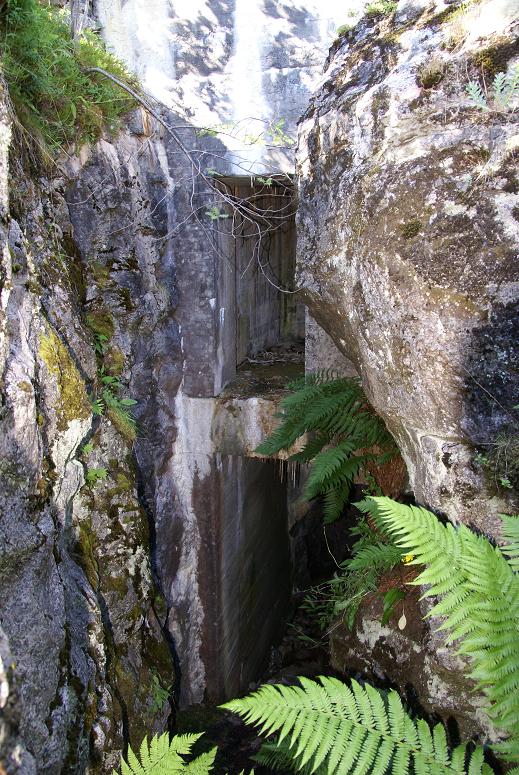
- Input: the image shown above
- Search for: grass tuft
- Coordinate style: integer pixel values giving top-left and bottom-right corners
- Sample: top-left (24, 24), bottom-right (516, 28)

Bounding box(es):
top-left (1, 0), bottom-right (137, 152)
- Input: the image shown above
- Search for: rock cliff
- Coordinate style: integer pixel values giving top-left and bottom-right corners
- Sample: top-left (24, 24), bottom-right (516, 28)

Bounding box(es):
top-left (2, 0), bottom-right (519, 770)
top-left (297, 0), bottom-right (519, 535)
top-left (0, 91), bottom-right (175, 772)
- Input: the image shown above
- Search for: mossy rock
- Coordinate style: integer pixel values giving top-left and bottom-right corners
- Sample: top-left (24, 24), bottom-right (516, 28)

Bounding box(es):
top-left (472, 38), bottom-right (519, 77)
top-left (90, 261), bottom-right (112, 289)
top-left (107, 406), bottom-right (137, 444)
top-left (86, 309), bottom-right (115, 340)
top-left (39, 324), bottom-right (91, 430)
top-left (73, 519), bottom-right (99, 589)
top-left (104, 346), bottom-right (125, 376)
top-left (400, 219), bottom-right (422, 239)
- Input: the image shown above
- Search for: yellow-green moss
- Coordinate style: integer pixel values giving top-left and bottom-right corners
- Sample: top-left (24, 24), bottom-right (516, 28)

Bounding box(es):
top-left (85, 309), bottom-right (115, 340)
top-left (107, 406), bottom-right (137, 444)
top-left (472, 40), bottom-right (519, 77)
top-left (39, 325), bottom-right (91, 430)
top-left (106, 471), bottom-right (133, 497)
top-left (75, 519), bottom-right (99, 589)
top-left (104, 346), bottom-right (125, 376)
top-left (400, 219), bottom-right (422, 239)
top-left (90, 261), bottom-right (111, 289)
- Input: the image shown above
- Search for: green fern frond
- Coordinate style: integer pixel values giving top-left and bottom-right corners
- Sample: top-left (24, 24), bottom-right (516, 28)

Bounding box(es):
top-left (346, 540), bottom-right (403, 572)
top-left (500, 64), bottom-right (519, 109)
top-left (323, 485), bottom-right (351, 524)
top-left (501, 514), bottom-right (519, 571)
top-left (289, 432), bottom-right (329, 463)
top-left (222, 676), bottom-right (489, 774)
top-left (303, 442), bottom-right (361, 499)
top-left (114, 733), bottom-right (215, 775)
top-left (183, 748), bottom-right (217, 773)
top-left (254, 740), bottom-right (320, 773)
top-left (357, 497), bottom-right (519, 760)
top-left (256, 375), bottom-right (396, 522)
top-left (466, 80), bottom-right (488, 110)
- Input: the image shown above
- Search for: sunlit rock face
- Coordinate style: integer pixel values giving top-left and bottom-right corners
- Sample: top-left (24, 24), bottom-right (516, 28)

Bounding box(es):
top-left (296, 0), bottom-right (519, 534)
top-left (96, 0), bottom-right (360, 172)
top-left (0, 97), bottom-right (176, 772)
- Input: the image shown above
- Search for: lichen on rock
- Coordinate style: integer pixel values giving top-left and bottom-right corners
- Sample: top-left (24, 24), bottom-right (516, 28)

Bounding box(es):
top-left (39, 324), bottom-right (91, 431)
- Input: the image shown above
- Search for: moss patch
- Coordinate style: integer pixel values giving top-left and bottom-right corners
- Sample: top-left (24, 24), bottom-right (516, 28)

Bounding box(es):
top-left (400, 219), bottom-right (422, 239)
top-left (472, 38), bottom-right (519, 77)
top-left (104, 346), bottom-right (125, 376)
top-left (39, 325), bottom-right (91, 430)
top-left (85, 309), bottom-right (115, 340)
top-left (90, 261), bottom-right (112, 289)
top-left (107, 406), bottom-right (137, 444)
top-left (74, 519), bottom-right (99, 589)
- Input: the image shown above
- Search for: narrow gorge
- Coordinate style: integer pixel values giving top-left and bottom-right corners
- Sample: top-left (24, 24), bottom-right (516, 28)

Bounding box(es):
top-left (0, 0), bottom-right (518, 773)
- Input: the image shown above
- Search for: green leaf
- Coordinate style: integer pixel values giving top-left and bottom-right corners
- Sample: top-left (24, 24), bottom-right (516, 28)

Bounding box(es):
top-left (381, 588), bottom-right (406, 626)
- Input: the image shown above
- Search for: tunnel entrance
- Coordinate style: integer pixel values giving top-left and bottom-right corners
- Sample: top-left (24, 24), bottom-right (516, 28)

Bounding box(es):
top-left (214, 175), bottom-right (304, 389)
top-left (208, 176), bottom-right (304, 699)
top-left (172, 174), bottom-right (306, 705)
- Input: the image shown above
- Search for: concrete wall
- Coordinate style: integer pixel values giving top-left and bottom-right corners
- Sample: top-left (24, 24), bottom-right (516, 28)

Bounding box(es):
top-left (95, 0), bottom-right (364, 173)
top-left (216, 179), bottom-right (303, 379)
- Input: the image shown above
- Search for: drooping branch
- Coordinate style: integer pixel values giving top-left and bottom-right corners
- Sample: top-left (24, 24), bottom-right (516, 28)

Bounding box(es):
top-left (84, 66), bottom-right (300, 293)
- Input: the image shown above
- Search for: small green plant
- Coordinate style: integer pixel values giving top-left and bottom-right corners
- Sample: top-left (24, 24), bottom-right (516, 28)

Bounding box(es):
top-left (255, 176), bottom-right (274, 187)
top-left (113, 733), bottom-right (217, 774)
top-left (102, 376), bottom-right (138, 442)
top-left (256, 373), bottom-right (397, 523)
top-left (336, 23), bottom-right (353, 36)
top-left (1, 0), bottom-right (136, 151)
top-left (358, 496), bottom-right (519, 761)
top-left (303, 518), bottom-right (403, 630)
top-left (80, 441), bottom-right (94, 457)
top-left (365, 0), bottom-right (397, 17)
top-left (224, 675), bottom-right (492, 774)
top-left (93, 333), bottom-right (109, 357)
top-left (85, 467), bottom-right (108, 487)
top-left (92, 372), bottom-right (137, 442)
top-left (205, 206), bottom-right (230, 221)
top-left (149, 671), bottom-right (170, 714)
top-left (466, 65), bottom-right (519, 112)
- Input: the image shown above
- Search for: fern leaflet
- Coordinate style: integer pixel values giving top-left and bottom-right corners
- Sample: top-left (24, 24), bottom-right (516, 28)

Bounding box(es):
top-left (466, 81), bottom-right (488, 110)
top-left (256, 375), bottom-right (396, 522)
top-left (501, 514), bottom-right (519, 571)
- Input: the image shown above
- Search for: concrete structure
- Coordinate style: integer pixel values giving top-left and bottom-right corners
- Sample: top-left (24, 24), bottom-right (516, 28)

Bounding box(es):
top-left (96, 0), bottom-right (363, 173)
top-left (88, 0), bottom-right (360, 704)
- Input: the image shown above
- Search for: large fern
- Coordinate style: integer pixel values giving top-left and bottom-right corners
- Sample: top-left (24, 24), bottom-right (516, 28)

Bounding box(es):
top-left (357, 496), bottom-right (519, 762)
top-left (256, 374), bottom-right (396, 522)
top-left (223, 675), bottom-right (492, 774)
top-left (113, 733), bottom-right (216, 774)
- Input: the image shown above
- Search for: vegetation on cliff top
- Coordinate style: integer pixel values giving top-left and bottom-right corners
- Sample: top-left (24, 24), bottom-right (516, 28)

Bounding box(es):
top-left (1, 0), bottom-right (136, 150)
